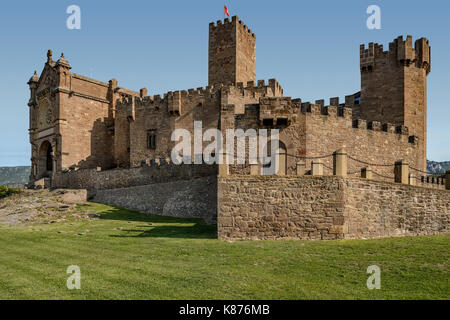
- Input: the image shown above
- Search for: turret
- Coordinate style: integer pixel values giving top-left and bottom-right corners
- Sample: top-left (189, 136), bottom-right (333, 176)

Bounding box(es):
top-left (55, 53), bottom-right (72, 88)
top-left (55, 53), bottom-right (71, 69)
top-left (27, 71), bottom-right (39, 106)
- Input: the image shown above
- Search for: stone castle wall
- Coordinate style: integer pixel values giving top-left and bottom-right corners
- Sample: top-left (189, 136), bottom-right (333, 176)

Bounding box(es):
top-left (52, 162), bottom-right (218, 224)
top-left (93, 175), bottom-right (217, 224)
top-left (52, 162), bottom-right (217, 190)
top-left (224, 98), bottom-right (421, 179)
top-left (344, 178), bottom-right (449, 239)
top-left (114, 79), bottom-right (284, 168)
top-left (218, 176), bottom-right (346, 240)
top-left (124, 88), bottom-right (221, 168)
top-left (218, 175), bottom-right (450, 240)
top-left (304, 103), bottom-right (422, 180)
top-left (58, 84), bottom-right (113, 170)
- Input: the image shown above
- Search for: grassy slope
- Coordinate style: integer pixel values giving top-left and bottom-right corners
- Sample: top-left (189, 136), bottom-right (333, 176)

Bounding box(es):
top-left (0, 202), bottom-right (448, 300)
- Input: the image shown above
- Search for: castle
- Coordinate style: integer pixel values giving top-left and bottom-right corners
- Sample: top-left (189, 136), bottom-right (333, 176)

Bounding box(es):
top-left (27, 16), bottom-right (450, 240)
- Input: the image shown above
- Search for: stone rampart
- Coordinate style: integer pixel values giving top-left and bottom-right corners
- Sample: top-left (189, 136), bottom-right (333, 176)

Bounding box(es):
top-left (218, 175), bottom-right (450, 240)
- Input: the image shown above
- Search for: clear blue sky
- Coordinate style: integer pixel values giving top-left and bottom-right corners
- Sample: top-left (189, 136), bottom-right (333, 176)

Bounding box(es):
top-left (0, 0), bottom-right (448, 166)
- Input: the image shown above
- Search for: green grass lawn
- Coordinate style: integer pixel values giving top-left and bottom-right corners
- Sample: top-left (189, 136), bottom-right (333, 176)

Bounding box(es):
top-left (0, 202), bottom-right (448, 300)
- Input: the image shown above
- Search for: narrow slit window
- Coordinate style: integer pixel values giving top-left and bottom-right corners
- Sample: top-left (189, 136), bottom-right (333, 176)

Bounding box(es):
top-left (147, 130), bottom-right (157, 149)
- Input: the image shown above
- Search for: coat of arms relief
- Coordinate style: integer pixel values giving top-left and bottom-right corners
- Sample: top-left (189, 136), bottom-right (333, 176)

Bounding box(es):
top-left (37, 98), bottom-right (53, 129)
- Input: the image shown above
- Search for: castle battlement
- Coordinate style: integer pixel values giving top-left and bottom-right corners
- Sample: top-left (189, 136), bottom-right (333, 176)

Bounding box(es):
top-left (352, 118), bottom-right (413, 138)
top-left (224, 78), bottom-right (284, 98)
top-left (116, 79), bottom-right (284, 113)
top-left (300, 102), bottom-right (351, 118)
top-left (360, 35), bottom-right (430, 73)
top-left (298, 102), bottom-right (416, 143)
top-left (209, 16), bottom-right (256, 39)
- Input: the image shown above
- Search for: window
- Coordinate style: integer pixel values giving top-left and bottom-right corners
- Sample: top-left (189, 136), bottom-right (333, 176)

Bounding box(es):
top-left (147, 130), bottom-right (157, 149)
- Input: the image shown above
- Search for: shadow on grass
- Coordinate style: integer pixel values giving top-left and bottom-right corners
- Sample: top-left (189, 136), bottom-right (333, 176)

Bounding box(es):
top-left (86, 204), bottom-right (217, 239)
top-left (111, 225), bottom-right (217, 239)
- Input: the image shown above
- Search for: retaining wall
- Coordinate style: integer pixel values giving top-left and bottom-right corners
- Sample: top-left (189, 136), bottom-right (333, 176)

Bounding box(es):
top-left (218, 175), bottom-right (450, 240)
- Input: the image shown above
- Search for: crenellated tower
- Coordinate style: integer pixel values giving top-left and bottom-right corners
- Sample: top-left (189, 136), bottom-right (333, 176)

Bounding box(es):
top-left (359, 35), bottom-right (430, 170)
top-left (208, 16), bottom-right (256, 86)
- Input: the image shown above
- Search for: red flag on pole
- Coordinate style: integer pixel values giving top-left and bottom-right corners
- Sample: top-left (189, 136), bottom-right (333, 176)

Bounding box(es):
top-left (224, 5), bottom-right (230, 17)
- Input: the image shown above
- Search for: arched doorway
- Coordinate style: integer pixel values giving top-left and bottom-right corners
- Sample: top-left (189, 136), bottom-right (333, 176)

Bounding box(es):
top-left (46, 145), bottom-right (53, 171)
top-left (38, 141), bottom-right (53, 178)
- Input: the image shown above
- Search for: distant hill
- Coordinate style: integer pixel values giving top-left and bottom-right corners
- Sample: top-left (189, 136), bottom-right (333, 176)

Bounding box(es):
top-left (0, 166), bottom-right (31, 187)
top-left (427, 160), bottom-right (450, 175)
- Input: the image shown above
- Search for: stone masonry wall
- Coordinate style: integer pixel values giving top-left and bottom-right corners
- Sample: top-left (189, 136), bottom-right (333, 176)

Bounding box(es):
top-left (53, 163), bottom-right (217, 191)
top-left (305, 104), bottom-right (422, 180)
top-left (114, 79), bottom-right (284, 168)
top-left (218, 175), bottom-right (450, 240)
top-left (218, 176), bottom-right (347, 240)
top-left (52, 163), bottom-right (218, 224)
top-left (93, 175), bottom-right (217, 224)
top-left (58, 91), bottom-right (113, 170)
top-left (344, 179), bottom-right (449, 239)
top-left (127, 88), bottom-right (221, 168)
top-left (225, 100), bottom-right (421, 180)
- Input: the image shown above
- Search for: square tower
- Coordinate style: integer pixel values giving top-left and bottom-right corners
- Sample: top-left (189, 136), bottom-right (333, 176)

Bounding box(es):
top-left (359, 36), bottom-right (431, 171)
top-left (208, 16), bottom-right (256, 86)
